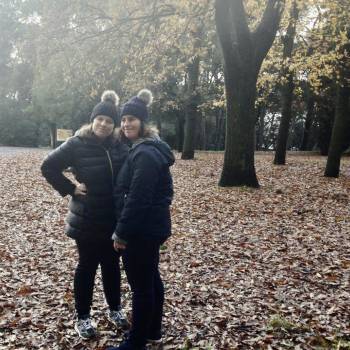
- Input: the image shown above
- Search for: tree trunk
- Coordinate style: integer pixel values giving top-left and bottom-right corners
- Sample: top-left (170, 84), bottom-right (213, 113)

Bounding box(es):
top-left (220, 74), bottom-right (258, 186)
top-left (215, 109), bottom-right (225, 150)
top-left (325, 46), bottom-right (350, 176)
top-left (300, 92), bottom-right (315, 150)
top-left (256, 104), bottom-right (266, 150)
top-left (49, 122), bottom-right (57, 149)
top-left (176, 112), bottom-right (185, 153)
top-left (287, 112), bottom-right (297, 150)
top-left (181, 55), bottom-right (200, 160)
top-left (265, 113), bottom-right (277, 150)
top-left (318, 107), bottom-right (335, 156)
top-left (274, 74), bottom-right (294, 163)
top-left (215, 0), bottom-right (284, 187)
top-left (274, 1), bottom-right (299, 164)
top-left (197, 114), bottom-right (206, 150)
top-left (156, 114), bottom-right (162, 136)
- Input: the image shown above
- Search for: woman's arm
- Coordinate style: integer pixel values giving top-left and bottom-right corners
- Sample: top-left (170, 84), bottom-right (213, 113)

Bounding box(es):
top-left (41, 138), bottom-right (77, 197)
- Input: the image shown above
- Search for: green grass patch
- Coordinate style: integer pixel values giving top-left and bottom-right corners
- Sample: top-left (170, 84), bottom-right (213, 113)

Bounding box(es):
top-left (267, 314), bottom-right (299, 332)
top-left (308, 335), bottom-right (350, 349)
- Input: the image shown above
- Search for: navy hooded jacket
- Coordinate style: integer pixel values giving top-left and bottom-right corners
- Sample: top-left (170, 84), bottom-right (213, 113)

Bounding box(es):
top-left (114, 138), bottom-right (175, 243)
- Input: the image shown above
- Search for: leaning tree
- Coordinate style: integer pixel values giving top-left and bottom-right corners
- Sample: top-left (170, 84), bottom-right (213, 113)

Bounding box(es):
top-left (324, 1), bottom-right (350, 177)
top-left (215, 0), bottom-right (285, 187)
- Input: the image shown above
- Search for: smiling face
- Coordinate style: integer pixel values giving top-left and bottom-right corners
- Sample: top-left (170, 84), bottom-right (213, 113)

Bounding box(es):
top-left (92, 115), bottom-right (115, 140)
top-left (121, 115), bottom-right (142, 141)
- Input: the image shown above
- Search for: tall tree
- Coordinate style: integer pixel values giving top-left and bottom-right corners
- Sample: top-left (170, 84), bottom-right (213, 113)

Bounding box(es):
top-left (300, 87), bottom-right (315, 151)
top-left (181, 53), bottom-right (201, 159)
top-left (215, 0), bottom-right (284, 187)
top-left (325, 32), bottom-right (350, 177)
top-left (274, 0), bottom-right (299, 164)
top-left (317, 98), bottom-right (335, 156)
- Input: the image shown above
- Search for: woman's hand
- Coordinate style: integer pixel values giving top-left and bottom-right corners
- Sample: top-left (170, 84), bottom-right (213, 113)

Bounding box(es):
top-left (74, 183), bottom-right (87, 196)
top-left (114, 240), bottom-right (126, 251)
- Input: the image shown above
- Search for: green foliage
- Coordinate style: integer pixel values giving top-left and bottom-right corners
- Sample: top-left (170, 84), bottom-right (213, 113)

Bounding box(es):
top-left (0, 99), bottom-right (39, 146)
top-left (0, 0), bottom-right (348, 152)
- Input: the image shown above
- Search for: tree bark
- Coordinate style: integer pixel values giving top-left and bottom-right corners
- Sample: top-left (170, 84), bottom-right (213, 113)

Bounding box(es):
top-left (156, 114), bottom-right (162, 136)
top-left (215, 109), bottom-right (225, 150)
top-left (274, 1), bottom-right (299, 164)
top-left (318, 105), bottom-right (335, 156)
top-left (215, 0), bottom-right (284, 187)
top-left (300, 91), bottom-right (315, 151)
top-left (220, 73), bottom-right (258, 186)
top-left (273, 73), bottom-right (294, 162)
top-left (181, 55), bottom-right (200, 160)
top-left (256, 104), bottom-right (266, 150)
top-left (176, 112), bottom-right (185, 153)
top-left (325, 41), bottom-right (350, 177)
top-left (49, 122), bottom-right (57, 149)
top-left (197, 114), bottom-right (206, 150)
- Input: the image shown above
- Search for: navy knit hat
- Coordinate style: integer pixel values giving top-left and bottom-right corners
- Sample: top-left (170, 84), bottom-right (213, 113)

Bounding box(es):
top-left (90, 90), bottom-right (120, 124)
top-left (120, 89), bottom-right (153, 122)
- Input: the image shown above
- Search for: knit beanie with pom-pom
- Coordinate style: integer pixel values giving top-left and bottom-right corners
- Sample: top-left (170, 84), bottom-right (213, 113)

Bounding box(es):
top-left (90, 90), bottom-right (120, 124)
top-left (120, 89), bottom-right (153, 122)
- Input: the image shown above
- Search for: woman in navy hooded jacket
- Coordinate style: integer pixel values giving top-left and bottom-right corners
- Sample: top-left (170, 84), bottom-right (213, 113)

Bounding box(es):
top-left (109, 89), bottom-right (175, 350)
top-left (41, 91), bottom-right (129, 339)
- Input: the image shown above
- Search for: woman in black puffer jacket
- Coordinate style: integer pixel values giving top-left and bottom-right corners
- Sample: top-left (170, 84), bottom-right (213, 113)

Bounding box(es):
top-left (109, 90), bottom-right (175, 350)
top-left (41, 91), bottom-right (129, 339)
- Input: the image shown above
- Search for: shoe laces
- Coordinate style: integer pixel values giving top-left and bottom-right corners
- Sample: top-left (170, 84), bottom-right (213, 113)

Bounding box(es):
top-left (112, 310), bottom-right (126, 319)
top-left (80, 318), bottom-right (93, 329)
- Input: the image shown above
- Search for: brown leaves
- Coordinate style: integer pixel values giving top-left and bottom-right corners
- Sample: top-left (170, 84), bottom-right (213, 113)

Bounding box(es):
top-left (0, 149), bottom-right (350, 349)
top-left (16, 285), bottom-right (35, 296)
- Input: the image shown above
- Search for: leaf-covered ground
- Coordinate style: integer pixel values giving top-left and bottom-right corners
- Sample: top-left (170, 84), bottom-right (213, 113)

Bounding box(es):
top-left (0, 148), bottom-right (349, 350)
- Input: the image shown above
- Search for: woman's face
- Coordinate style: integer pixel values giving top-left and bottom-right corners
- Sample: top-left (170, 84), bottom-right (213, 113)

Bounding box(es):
top-left (121, 115), bottom-right (141, 141)
top-left (92, 115), bottom-right (115, 139)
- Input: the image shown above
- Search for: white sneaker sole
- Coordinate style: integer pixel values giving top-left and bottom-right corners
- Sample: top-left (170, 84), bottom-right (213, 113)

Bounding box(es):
top-left (74, 323), bottom-right (96, 339)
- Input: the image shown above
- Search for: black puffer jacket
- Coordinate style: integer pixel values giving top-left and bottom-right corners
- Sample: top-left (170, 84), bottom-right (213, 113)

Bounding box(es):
top-left (114, 136), bottom-right (175, 243)
top-left (41, 125), bottom-right (128, 241)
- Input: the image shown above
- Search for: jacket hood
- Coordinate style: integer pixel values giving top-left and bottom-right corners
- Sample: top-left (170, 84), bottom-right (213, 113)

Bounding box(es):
top-left (132, 135), bottom-right (175, 167)
top-left (75, 124), bottom-right (119, 144)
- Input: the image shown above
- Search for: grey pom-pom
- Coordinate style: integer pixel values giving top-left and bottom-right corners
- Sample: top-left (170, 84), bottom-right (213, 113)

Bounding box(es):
top-left (101, 90), bottom-right (119, 106)
top-left (137, 89), bottom-right (153, 106)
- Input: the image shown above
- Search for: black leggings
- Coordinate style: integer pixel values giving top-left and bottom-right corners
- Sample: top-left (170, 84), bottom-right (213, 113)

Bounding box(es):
top-left (122, 239), bottom-right (164, 346)
top-left (74, 238), bottom-right (121, 318)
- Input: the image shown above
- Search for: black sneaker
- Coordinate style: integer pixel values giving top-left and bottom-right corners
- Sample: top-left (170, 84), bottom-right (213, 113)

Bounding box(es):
top-left (146, 336), bottom-right (162, 344)
top-left (120, 331), bottom-right (162, 345)
top-left (146, 330), bottom-right (162, 344)
top-left (108, 309), bottom-right (129, 330)
top-left (74, 316), bottom-right (97, 339)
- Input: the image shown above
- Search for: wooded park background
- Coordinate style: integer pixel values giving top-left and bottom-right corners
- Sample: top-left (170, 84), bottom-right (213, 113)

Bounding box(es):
top-left (0, 0), bottom-right (349, 187)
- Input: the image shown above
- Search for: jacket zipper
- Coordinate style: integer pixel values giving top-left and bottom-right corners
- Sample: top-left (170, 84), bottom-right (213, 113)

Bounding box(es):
top-left (103, 147), bottom-right (114, 186)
